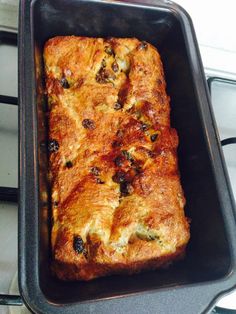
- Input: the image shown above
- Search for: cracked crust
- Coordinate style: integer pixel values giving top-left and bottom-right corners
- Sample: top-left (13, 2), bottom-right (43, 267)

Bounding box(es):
top-left (44, 36), bottom-right (190, 281)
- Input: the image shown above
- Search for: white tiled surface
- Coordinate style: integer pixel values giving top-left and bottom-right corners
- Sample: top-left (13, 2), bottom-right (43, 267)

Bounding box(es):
top-left (211, 80), bottom-right (236, 199)
top-left (0, 1), bottom-right (18, 31)
top-left (175, 0), bottom-right (236, 79)
top-left (0, 40), bottom-right (18, 188)
top-left (0, 26), bottom-right (18, 314)
top-left (209, 79), bottom-right (236, 310)
top-left (0, 42), bottom-right (18, 191)
top-left (0, 103), bottom-right (18, 189)
top-left (0, 44), bottom-right (17, 97)
top-left (0, 203), bottom-right (18, 293)
top-left (175, 0), bottom-right (236, 51)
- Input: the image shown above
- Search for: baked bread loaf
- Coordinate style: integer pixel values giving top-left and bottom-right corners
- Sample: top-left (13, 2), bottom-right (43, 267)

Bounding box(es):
top-left (44, 36), bottom-right (190, 281)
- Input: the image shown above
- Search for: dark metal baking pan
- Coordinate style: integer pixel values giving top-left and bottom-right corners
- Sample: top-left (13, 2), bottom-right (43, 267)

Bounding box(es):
top-left (19, 0), bottom-right (236, 313)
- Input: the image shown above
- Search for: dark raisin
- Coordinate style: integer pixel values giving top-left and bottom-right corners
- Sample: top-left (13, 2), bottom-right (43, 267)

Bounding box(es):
top-left (157, 79), bottom-right (162, 85)
top-left (131, 160), bottom-right (142, 173)
top-left (60, 77), bottom-right (70, 88)
top-left (150, 134), bottom-right (158, 142)
top-left (120, 182), bottom-right (133, 196)
top-left (138, 41), bottom-right (148, 50)
top-left (129, 157), bottom-right (135, 164)
top-left (122, 150), bottom-right (133, 162)
top-left (114, 155), bottom-right (123, 167)
top-left (96, 178), bottom-right (105, 184)
top-left (114, 102), bottom-right (123, 110)
top-left (140, 122), bottom-right (149, 131)
top-left (112, 61), bottom-right (119, 72)
top-left (73, 235), bottom-right (84, 254)
top-left (65, 161), bottom-right (73, 168)
top-left (149, 234), bottom-right (159, 241)
top-left (121, 150), bottom-right (129, 158)
top-left (53, 201), bottom-right (59, 207)
top-left (82, 119), bottom-right (95, 129)
top-left (112, 140), bottom-right (122, 148)
top-left (147, 150), bottom-right (155, 158)
top-left (96, 69), bottom-right (108, 84)
top-left (90, 166), bottom-right (100, 176)
top-left (96, 68), bottom-right (114, 84)
top-left (134, 166), bottom-right (142, 174)
top-left (101, 59), bottom-right (106, 68)
top-left (116, 130), bottom-right (124, 138)
top-left (112, 171), bottom-right (126, 183)
top-left (48, 139), bottom-right (59, 152)
top-left (105, 46), bottom-right (114, 56)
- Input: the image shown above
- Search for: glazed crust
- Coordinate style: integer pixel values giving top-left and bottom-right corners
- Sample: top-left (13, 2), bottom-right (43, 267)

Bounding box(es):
top-left (44, 36), bottom-right (190, 281)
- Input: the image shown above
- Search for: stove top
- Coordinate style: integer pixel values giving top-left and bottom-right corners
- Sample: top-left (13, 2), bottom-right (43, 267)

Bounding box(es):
top-left (0, 31), bottom-right (19, 313)
top-left (0, 1), bottom-right (236, 313)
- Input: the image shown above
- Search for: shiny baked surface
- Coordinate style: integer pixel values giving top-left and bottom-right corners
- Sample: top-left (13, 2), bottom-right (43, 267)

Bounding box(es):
top-left (44, 36), bottom-right (190, 281)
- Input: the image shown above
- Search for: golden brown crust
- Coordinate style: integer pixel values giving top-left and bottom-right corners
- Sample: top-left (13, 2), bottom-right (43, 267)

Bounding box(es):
top-left (44, 36), bottom-right (190, 281)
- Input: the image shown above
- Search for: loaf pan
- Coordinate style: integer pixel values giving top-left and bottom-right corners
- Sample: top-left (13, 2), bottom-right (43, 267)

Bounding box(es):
top-left (19, 0), bottom-right (236, 313)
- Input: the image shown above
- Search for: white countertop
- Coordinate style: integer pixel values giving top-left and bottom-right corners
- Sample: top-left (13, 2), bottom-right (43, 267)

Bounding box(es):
top-left (175, 0), bottom-right (236, 79)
